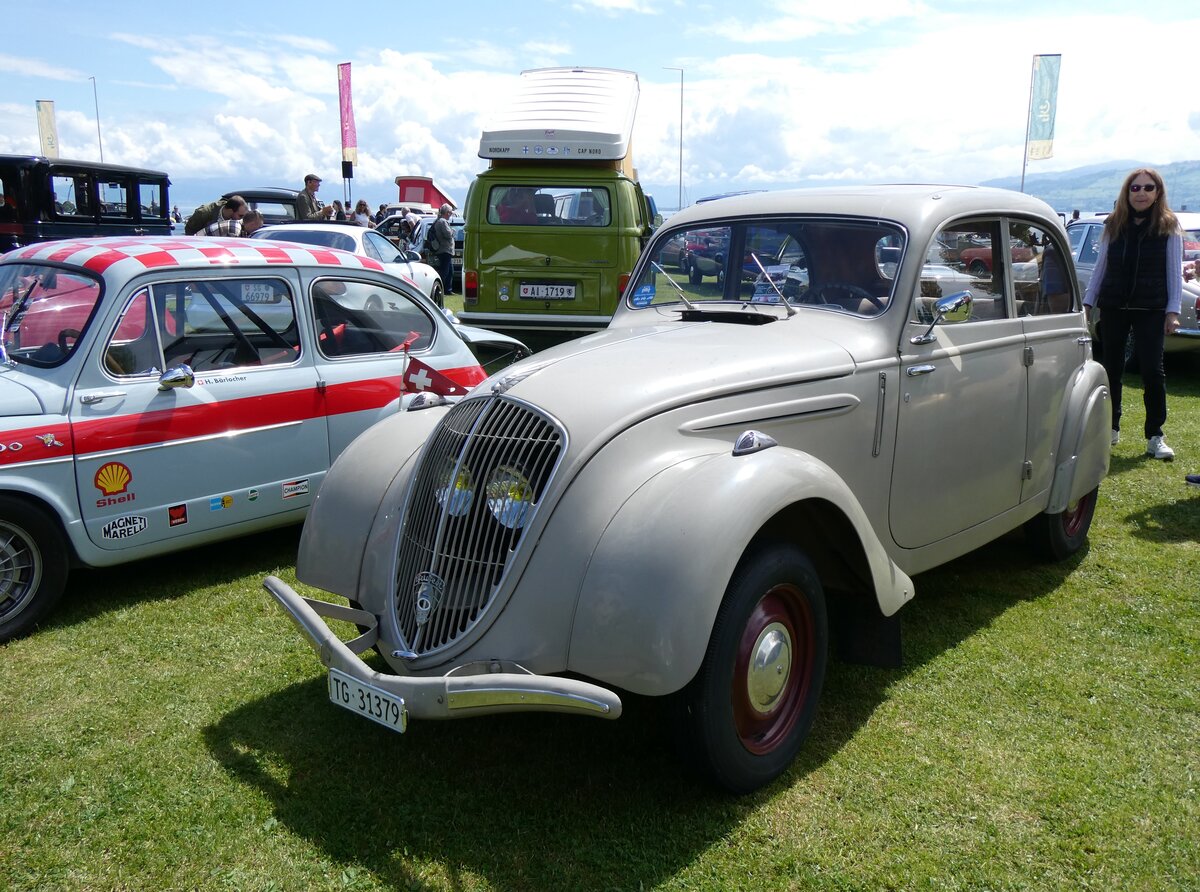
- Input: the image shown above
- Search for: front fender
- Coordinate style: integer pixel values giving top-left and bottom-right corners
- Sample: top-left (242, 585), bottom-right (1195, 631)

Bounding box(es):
top-left (567, 445), bottom-right (912, 695)
top-left (297, 406), bottom-right (447, 599)
top-left (1046, 360), bottom-right (1110, 513)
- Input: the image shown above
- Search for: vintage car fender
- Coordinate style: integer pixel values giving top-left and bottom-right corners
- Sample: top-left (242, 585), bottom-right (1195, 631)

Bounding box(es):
top-left (1044, 360), bottom-right (1110, 514)
top-left (296, 405), bottom-right (448, 599)
top-left (566, 443), bottom-right (914, 696)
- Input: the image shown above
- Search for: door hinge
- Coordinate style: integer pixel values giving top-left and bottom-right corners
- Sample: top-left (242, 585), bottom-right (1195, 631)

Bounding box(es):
top-left (1022, 460), bottom-right (1033, 480)
top-left (316, 378), bottom-right (327, 394)
top-left (1023, 346), bottom-right (1034, 367)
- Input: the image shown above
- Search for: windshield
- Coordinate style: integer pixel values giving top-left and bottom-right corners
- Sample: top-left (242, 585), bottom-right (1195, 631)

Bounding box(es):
top-left (0, 263), bottom-right (103, 367)
top-left (629, 217), bottom-right (905, 317)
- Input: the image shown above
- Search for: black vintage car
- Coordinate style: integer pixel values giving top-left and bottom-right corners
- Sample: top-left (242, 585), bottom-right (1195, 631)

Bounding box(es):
top-left (221, 187), bottom-right (304, 224)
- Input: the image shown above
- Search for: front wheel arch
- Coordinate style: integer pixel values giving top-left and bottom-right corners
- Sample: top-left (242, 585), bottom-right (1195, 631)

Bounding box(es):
top-left (0, 494), bottom-right (71, 642)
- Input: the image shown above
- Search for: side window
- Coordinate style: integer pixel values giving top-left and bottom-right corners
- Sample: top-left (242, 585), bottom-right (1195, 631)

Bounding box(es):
top-left (104, 288), bottom-right (166, 377)
top-left (1079, 225), bottom-right (1103, 266)
top-left (151, 279), bottom-right (298, 373)
top-left (1067, 224), bottom-right (1085, 257)
top-left (915, 220), bottom-right (1006, 324)
top-left (363, 231), bottom-right (398, 263)
top-left (138, 181), bottom-right (167, 220)
top-left (51, 173), bottom-right (92, 217)
top-left (312, 279), bottom-right (435, 359)
top-left (1012, 222), bottom-right (1073, 316)
top-left (99, 180), bottom-right (131, 219)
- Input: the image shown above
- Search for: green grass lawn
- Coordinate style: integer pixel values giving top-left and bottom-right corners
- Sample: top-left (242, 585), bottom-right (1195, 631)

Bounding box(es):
top-left (2, 363), bottom-right (1198, 891)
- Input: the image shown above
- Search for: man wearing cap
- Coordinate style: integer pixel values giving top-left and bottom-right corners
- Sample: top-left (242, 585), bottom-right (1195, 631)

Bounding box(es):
top-left (429, 203), bottom-right (456, 300)
top-left (298, 174), bottom-right (333, 220)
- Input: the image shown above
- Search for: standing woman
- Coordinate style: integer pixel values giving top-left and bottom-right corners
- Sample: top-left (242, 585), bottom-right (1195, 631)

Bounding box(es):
top-left (1083, 168), bottom-right (1183, 461)
top-left (353, 199), bottom-right (376, 228)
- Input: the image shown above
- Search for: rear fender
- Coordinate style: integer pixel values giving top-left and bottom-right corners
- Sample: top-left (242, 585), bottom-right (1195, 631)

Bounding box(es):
top-left (1045, 361), bottom-right (1110, 513)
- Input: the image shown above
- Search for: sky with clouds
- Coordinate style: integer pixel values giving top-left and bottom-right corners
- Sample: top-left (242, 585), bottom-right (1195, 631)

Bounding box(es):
top-left (2, 0), bottom-right (1197, 212)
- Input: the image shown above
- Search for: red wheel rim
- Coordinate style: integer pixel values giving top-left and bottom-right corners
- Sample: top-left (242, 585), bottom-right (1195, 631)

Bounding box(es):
top-left (1062, 489), bottom-right (1094, 538)
top-left (731, 583), bottom-right (815, 755)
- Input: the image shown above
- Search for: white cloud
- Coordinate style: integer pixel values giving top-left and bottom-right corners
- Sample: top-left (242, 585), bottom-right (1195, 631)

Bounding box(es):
top-left (0, 53), bottom-right (84, 82)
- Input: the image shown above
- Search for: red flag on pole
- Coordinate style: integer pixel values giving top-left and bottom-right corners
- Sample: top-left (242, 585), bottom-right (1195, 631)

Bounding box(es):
top-left (403, 356), bottom-right (470, 396)
top-left (337, 62), bottom-right (358, 165)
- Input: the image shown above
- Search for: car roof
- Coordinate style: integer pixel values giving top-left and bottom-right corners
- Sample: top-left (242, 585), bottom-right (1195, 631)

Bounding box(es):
top-left (666, 184), bottom-right (1061, 231)
top-left (1, 236), bottom-right (387, 276)
top-left (223, 187), bottom-right (300, 201)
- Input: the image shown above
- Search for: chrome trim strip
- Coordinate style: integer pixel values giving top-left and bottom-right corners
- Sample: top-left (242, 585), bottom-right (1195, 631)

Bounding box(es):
top-left (872, 371), bottom-right (886, 458)
top-left (81, 419), bottom-right (304, 461)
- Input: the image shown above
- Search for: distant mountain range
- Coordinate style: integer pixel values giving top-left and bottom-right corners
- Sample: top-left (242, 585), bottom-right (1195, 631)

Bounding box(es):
top-left (980, 159), bottom-right (1200, 215)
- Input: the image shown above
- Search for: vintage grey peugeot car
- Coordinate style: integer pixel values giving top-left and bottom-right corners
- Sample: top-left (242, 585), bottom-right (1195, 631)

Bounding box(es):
top-left (265, 185), bottom-right (1112, 793)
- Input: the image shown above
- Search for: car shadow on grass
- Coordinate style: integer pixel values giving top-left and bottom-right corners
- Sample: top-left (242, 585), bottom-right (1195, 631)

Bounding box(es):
top-left (202, 530), bottom-right (1077, 891)
top-left (48, 525), bottom-right (303, 634)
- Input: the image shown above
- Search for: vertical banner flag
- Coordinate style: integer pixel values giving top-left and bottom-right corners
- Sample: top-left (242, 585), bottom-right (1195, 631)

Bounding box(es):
top-left (1026, 54), bottom-right (1061, 161)
top-left (36, 100), bottom-right (60, 158)
top-left (337, 62), bottom-right (358, 165)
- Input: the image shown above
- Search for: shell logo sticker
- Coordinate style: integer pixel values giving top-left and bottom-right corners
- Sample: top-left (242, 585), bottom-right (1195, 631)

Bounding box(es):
top-left (95, 462), bottom-right (132, 496)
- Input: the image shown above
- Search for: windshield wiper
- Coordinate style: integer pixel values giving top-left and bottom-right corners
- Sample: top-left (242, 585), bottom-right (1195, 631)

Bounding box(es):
top-left (749, 253), bottom-right (796, 317)
top-left (650, 262), bottom-right (697, 309)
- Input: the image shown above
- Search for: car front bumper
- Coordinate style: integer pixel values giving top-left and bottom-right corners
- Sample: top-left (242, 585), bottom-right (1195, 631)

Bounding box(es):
top-left (263, 576), bottom-right (623, 730)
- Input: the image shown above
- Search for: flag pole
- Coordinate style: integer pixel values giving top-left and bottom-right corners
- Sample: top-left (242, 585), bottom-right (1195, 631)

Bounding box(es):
top-left (1020, 55), bottom-right (1035, 194)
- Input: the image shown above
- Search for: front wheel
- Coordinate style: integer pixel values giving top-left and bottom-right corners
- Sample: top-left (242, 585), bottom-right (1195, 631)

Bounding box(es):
top-left (1024, 486), bottom-right (1098, 562)
top-left (429, 279), bottom-right (445, 309)
top-left (677, 542), bottom-right (828, 794)
top-left (0, 496), bottom-right (70, 642)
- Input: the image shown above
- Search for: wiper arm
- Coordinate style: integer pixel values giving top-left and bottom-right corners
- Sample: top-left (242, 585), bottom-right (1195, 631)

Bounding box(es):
top-left (749, 253), bottom-right (796, 317)
top-left (650, 262), bottom-right (697, 309)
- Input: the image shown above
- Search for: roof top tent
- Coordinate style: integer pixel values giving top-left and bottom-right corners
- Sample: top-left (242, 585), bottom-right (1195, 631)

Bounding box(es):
top-left (478, 67), bottom-right (640, 178)
top-left (394, 176), bottom-right (456, 214)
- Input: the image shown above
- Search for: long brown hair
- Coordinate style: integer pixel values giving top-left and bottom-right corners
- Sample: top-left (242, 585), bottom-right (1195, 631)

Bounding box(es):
top-left (1104, 168), bottom-right (1180, 239)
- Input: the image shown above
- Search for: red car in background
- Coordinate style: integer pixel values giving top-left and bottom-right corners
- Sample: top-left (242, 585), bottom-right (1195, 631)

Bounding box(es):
top-left (958, 242), bottom-right (1035, 277)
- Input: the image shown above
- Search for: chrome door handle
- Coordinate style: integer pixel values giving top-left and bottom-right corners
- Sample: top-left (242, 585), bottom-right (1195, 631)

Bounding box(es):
top-left (80, 391), bottom-right (127, 405)
top-left (906, 364), bottom-right (936, 377)
top-left (1076, 336), bottom-right (1092, 344)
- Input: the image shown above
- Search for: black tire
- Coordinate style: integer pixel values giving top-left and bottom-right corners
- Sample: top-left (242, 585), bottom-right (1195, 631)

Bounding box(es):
top-left (1024, 486), bottom-right (1098, 562)
top-left (688, 264), bottom-right (702, 286)
top-left (430, 280), bottom-right (445, 309)
top-left (364, 294), bottom-right (383, 312)
top-left (0, 496), bottom-right (70, 642)
top-left (968, 260), bottom-right (989, 277)
top-left (678, 542), bottom-right (828, 794)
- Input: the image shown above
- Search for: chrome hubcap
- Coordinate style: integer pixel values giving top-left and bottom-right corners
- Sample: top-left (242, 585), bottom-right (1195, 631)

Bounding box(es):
top-left (746, 622), bottom-right (792, 714)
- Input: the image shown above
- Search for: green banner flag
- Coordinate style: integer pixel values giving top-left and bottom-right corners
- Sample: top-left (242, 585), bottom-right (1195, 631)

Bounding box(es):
top-left (1027, 54), bottom-right (1061, 161)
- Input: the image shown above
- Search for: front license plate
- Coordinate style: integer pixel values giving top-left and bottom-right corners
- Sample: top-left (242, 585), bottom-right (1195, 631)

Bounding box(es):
top-left (328, 668), bottom-right (407, 732)
top-left (519, 282), bottom-right (576, 300)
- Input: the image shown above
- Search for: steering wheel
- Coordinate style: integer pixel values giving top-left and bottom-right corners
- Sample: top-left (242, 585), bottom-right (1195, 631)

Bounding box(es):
top-left (804, 282), bottom-right (884, 310)
top-left (57, 328), bottom-right (82, 354)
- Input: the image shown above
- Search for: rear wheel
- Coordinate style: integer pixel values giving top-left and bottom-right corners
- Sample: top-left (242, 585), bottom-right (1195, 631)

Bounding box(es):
top-left (678, 542), bottom-right (828, 793)
top-left (430, 279), bottom-right (445, 309)
top-left (0, 496), bottom-right (69, 642)
top-left (968, 260), bottom-right (989, 277)
top-left (1024, 486), bottom-right (1098, 561)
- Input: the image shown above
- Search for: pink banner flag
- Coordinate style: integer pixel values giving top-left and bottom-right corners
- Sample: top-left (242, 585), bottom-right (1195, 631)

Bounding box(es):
top-left (338, 62), bottom-right (358, 164)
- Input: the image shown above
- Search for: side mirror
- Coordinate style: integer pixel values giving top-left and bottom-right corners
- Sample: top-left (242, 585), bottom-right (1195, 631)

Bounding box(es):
top-left (910, 290), bottom-right (972, 345)
top-left (158, 364), bottom-right (195, 391)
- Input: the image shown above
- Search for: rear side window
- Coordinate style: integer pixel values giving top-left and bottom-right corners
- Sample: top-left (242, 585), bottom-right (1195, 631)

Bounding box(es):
top-left (312, 278), bottom-right (436, 359)
top-left (51, 172), bottom-right (93, 217)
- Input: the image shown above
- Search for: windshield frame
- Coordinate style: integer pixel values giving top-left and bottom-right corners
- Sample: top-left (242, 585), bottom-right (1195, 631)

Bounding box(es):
top-left (0, 260), bottom-right (105, 368)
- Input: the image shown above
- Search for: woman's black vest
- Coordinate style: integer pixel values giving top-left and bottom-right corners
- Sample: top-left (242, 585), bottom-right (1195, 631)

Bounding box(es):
top-left (1096, 223), bottom-right (1169, 311)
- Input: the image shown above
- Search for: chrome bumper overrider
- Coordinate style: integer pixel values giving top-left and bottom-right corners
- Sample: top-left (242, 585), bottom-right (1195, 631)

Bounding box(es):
top-left (263, 576), bottom-right (622, 726)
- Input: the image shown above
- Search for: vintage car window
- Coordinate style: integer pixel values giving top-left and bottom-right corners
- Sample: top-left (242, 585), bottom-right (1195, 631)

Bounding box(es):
top-left (362, 230), bottom-right (402, 263)
top-left (630, 218), bottom-right (903, 317)
top-left (913, 220), bottom-right (1007, 324)
top-left (1078, 224), bottom-right (1103, 266)
top-left (255, 228), bottom-right (357, 253)
top-left (1067, 223), bottom-right (1086, 254)
top-left (150, 279), bottom-right (299, 373)
top-left (51, 173), bottom-right (92, 217)
top-left (99, 180), bottom-right (131, 218)
top-left (138, 181), bottom-right (167, 220)
top-left (486, 185), bottom-right (611, 226)
top-left (103, 288), bottom-right (167, 377)
top-left (312, 278), bottom-right (436, 359)
top-left (0, 263), bottom-right (103, 367)
top-left (1011, 222), bottom-right (1073, 316)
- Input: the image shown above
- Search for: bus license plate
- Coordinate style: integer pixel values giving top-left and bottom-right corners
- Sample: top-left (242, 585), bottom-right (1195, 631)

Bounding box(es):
top-left (520, 283), bottom-right (575, 300)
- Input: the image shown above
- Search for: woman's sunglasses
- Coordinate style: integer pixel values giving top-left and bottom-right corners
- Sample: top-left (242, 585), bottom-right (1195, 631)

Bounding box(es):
top-left (1129, 183), bottom-right (1157, 193)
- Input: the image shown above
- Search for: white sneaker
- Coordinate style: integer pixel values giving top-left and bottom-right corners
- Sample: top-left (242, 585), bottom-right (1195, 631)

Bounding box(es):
top-left (1146, 436), bottom-right (1175, 461)
top-left (1111, 429), bottom-right (1120, 446)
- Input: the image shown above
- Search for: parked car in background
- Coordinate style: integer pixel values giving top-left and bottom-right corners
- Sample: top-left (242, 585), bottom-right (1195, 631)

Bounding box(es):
top-left (412, 214), bottom-right (466, 290)
top-left (265, 185), bottom-right (1110, 794)
top-left (251, 222), bottom-right (448, 306)
top-left (223, 188), bottom-right (302, 224)
top-left (0, 154), bottom-right (171, 252)
top-left (1067, 215), bottom-right (1200, 355)
top-left (0, 236), bottom-right (527, 642)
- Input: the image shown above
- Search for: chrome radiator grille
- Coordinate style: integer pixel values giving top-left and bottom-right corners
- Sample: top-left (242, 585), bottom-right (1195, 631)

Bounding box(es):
top-left (392, 396), bottom-right (564, 657)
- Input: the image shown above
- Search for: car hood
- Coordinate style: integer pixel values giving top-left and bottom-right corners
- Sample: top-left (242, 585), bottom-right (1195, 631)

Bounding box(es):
top-left (0, 371), bottom-right (50, 417)
top-left (483, 317), bottom-right (856, 441)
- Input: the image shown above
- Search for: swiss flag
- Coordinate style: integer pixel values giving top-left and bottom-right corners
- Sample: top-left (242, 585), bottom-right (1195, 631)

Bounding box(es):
top-left (403, 355), bottom-right (469, 396)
